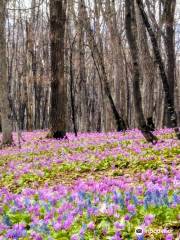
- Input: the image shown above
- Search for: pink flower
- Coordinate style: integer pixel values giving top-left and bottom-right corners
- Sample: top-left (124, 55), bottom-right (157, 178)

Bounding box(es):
top-left (165, 234), bottom-right (173, 240)
top-left (102, 227), bottom-right (108, 235)
top-left (127, 204), bottom-right (136, 213)
top-left (63, 216), bottom-right (73, 230)
top-left (144, 214), bottom-right (154, 226)
top-left (54, 222), bottom-right (62, 231)
top-left (71, 234), bottom-right (79, 240)
top-left (114, 222), bottom-right (125, 230)
top-left (162, 229), bottom-right (168, 234)
top-left (31, 232), bottom-right (43, 240)
top-left (87, 221), bottom-right (95, 230)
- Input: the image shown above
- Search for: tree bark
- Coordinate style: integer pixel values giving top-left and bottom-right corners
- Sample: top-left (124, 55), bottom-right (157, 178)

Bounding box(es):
top-left (0, 0), bottom-right (13, 145)
top-left (163, 0), bottom-right (176, 127)
top-left (134, 1), bottom-right (155, 123)
top-left (69, 36), bottom-right (78, 137)
top-left (25, 20), bottom-right (34, 131)
top-left (49, 0), bottom-right (67, 138)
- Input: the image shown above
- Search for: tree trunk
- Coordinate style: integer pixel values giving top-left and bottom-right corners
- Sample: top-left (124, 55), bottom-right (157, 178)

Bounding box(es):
top-left (100, 0), bottom-right (127, 122)
top-left (163, 0), bottom-right (176, 127)
top-left (49, 0), bottom-right (67, 139)
top-left (134, 1), bottom-right (155, 124)
top-left (69, 37), bottom-right (78, 137)
top-left (77, 1), bottom-right (89, 132)
top-left (0, 0), bottom-right (13, 145)
top-left (136, 0), bottom-right (180, 139)
top-left (125, 0), bottom-right (157, 143)
top-left (25, 20), bottom-right (34, 131)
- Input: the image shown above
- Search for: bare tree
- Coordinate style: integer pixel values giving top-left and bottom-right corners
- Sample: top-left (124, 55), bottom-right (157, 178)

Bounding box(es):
top-left (0, 0), bottom-right (13, 145)
top-left (69, 34), bottom-right (78, 137)
top-left (125, 0), bottom-right (157, 143)
top-left (134, 1), bottom-right (155, 125)
top-left (136, 0), bottom-right (180, 139)
top-left (162, 0), bottom-right (176, 127)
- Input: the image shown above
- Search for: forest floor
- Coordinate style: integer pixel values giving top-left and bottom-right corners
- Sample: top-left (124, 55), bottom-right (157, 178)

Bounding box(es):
top-left (0, 129), bottom-right (180, 240)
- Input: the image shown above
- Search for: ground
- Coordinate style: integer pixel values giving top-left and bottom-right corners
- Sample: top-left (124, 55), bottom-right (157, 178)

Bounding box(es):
top-left (0, 129), bottom-right (179, 240)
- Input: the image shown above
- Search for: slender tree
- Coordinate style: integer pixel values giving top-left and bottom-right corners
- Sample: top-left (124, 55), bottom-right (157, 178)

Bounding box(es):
top-left (69, 34), bottom-right (78, 137)
top-left (0, 0), bottom-right (13, 145)
top-left (99, 0), bottom-right (127, 121)
top-left (134, 1), bottom-right (155, 124)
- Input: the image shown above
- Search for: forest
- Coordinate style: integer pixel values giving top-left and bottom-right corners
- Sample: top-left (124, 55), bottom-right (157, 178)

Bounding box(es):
top-left (0, 0), bottom-right (180, 239)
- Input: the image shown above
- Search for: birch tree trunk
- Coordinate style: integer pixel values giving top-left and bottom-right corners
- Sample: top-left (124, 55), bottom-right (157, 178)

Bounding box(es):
top-left (0, 0), bottom-right (13, 145)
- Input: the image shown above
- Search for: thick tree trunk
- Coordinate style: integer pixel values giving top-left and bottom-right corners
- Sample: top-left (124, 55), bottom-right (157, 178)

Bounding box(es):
top-left (125, 0), bottom-right (157, 143)
top-left (0, 0), bottom-right (13, 145)
top-left (163, 0), bottom-right (176, 127)
top-left (49, 0), bottom-right (67, 139)
top-left (136, 0), bottom-right (180, 139)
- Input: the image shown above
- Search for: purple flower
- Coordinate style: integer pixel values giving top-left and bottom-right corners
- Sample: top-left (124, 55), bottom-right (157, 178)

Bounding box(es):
top-left (112, 231), bottom-right (122, 240)
top-left (114, 222), bottom-right (125, 230)
top-left (71, 234), bottom-right (79, 240)
top-left (144, 214), bottom-right (154, 226)
top-left (165, 234), bottom-right (173, 240)
top-left (124, 214), bottom-right (131, 221)
top-left (87, 221), bottom-right (95, 230)
top-left (127, 204), bottom-right (136, 213)
top-left (63, 216), bottom-right (73, 230)
top-left (102, 227), bottom-right (108, 235)
top-left (54, 222), bottom-right (62, 231)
